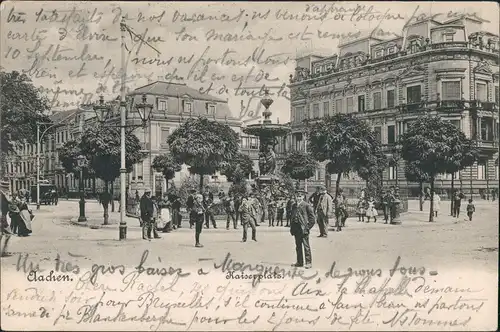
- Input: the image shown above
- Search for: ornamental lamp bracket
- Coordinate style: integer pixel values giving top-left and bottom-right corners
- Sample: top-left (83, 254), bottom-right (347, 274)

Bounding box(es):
top-left (135, 94), bottom-right (154, 126)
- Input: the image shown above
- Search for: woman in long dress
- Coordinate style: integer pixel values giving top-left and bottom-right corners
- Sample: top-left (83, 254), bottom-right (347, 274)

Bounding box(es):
top-left (1, 182), bottom-right (14, 257)
top-left (433, 192), bottom-right (441, 217)
top-left (10, 195), bottom-right (33, 237)
top-left (159, 196), bottom-right (171, 233)
top-left (365, 197), bottom-right (378, 223)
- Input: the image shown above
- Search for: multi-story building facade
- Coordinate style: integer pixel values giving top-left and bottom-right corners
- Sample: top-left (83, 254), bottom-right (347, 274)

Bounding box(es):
top-left (5, 82), bottom-right (246, 197)
top-left (288, 17), bottom-right (499, 198)
top-left (4, 106), bottom-right (95, 194)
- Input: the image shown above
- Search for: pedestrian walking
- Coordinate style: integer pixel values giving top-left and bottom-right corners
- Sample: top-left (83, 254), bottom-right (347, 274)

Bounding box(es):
top-left (432, 192), bottom-right (441, 218)
top-left (239, 192), bottom-right (257, 242)
top-left (334, 189), bottom-right (347, 231)
top-left (193, 194), bottom-right (206, 248)
top-left (381, 190), bottom-right (395, 224)
top-left (1, 181), bottom-right (14, 257)
top-left (308, 186), bottom-right (321, 211)
top-left (224, 193), bottom-right (237, 230)
top-left (234, 194), bottom-right (241, 226)
top-left (25, 190), bottom-right (30, 204)
top-left (158, 195), bottom-right (171, 232)
top-left (453, 190), bottom-right (465, 218)
top-left (100, 190), bottom-right (112, 225)
top-left (257, 191), bottom-right (266, 227)
top-left (53, 189), bottom-right (59, 205)
top-left (151, 196), bottom-right (162, 238)
top-left (171, 194), bottom-right (182, 229)
top-left (186, 189), bottom-right (196, 229)
top-left (276, 199), bottom-right (285, 226)
top-left (202, 186), bottom-right (217, 229)
top-left (356, 198), bottom-right (367, 222)
top-left (285, 196), bottom-right (293, 227)
top-left (140, 188), bottom-right (159, 240)
top-left (365, 197), bottom-right (378, 223)
top-left (268, 199), bottom-right (277, 227)
top-left (466, 199), bottom-right (475, 221)
top-left (290, 190), bottom-right (315, 269)
top-left (316, 186), bottom-right (332, 237)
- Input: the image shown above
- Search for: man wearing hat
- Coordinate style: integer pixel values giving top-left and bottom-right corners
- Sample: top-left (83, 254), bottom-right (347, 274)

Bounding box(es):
top-left (186, 189), bottom-right (197, 229)
top-left (239, 191), bottom-right (257, 242)
top-left (0, 180), bottom-right (13, 257)
top-left (316, 185), bottom-right (333, 238)
top-left (334, 188), bottom-right (347, 231)
top-left (202, 186), bottom-right (217, 229)
top-left (308, 186), bottom-right (322, 211)
top-left (290, 190), bottom-right (316, 269)
top-left (140, 188), bottom-right (160, 240)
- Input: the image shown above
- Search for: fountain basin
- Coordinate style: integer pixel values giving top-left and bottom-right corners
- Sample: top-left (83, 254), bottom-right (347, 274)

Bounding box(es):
top-left (243, 123), bottom-right (291, 137)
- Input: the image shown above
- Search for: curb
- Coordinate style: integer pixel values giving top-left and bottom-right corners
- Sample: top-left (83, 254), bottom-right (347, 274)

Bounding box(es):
top-left (68, 217), bottom-right (124, 230)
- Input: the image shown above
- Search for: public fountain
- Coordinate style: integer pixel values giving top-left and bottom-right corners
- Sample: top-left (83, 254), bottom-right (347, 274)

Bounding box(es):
top-left (242, 89), bottom-right (291, 197)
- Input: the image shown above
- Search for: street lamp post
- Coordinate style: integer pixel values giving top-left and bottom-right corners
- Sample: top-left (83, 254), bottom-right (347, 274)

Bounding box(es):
top-left (77, 155), bottom-right (87, 222)
top-left (91, 17), bottom-right (154, 240)
top-left (93, 90), bottom-right (153, 240)
top-left (135, 93), bottom-right (154, 190)
top-left (36, 114), bottom-right (75, 210)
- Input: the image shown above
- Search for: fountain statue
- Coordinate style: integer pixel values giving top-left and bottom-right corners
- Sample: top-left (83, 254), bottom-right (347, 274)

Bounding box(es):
top-left (243, 89), bottom-right (291, 194)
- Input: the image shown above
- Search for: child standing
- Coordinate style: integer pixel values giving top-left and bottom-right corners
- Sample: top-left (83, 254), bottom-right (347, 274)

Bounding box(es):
top-left (366, 197), bottom-right (378, 223)
top-left (356, 199), bottom-right (366, 222)
top-left (466, 199), bottom-right (475, 221)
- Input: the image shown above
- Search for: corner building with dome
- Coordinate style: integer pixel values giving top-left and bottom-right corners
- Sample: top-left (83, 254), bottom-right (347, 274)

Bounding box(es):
top-left (288, 16), bottom-right (499, 198)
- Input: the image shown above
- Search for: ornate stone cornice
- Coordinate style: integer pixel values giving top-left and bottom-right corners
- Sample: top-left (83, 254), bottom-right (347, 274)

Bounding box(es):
top-left (399, 65), bottom-right (426, 79)
top-left (474, 61), bottom-right (493, 75)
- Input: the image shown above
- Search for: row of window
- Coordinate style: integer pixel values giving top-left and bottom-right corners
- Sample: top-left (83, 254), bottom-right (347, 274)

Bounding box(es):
top-left (323, 164), bottom-right (498, 181)
top-left (55, 130), bottom-right (72, 144)
top-left (157, 98), bottom-right (216, 115)
top-left (294, 83), bottom-right (498, 122)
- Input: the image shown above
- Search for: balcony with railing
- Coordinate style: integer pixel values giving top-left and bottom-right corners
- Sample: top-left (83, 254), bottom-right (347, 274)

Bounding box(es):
top-left (398, 102), bottom-right (427, 113)
top-left (476, 140), bottom-right (498, 150)
top-left (470, 100), bottom-right (499, 112)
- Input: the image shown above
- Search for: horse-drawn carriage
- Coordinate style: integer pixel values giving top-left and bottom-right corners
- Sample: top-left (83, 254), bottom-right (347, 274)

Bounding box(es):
top-left (30, 184), bottom-right (57, 205)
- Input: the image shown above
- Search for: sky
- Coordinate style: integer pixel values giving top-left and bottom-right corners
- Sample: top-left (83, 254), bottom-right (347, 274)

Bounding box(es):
top-left (1, 1), bottom-right (498, 124)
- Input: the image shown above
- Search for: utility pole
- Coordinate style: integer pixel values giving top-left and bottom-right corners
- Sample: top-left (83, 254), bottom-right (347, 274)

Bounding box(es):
top-left (119, 17), bottom-right (127, 240)
top-left (36, 125), bottom-right (40, 210)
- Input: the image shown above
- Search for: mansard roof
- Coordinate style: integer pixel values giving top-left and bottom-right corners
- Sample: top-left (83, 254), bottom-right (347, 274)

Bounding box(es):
top-left (131, 81), bottom-right (227, 103)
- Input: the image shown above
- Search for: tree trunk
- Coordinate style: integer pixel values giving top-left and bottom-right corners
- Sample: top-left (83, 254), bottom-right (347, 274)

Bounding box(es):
top-left (450, 172), bottom-right (455, 216)
top-left (199, 174), bottom-right (204, 193)
top-left (419, 181), bottom-right (424, 211)
top-left (429, 177), bottom-right (435, 222)
top-left (110, 181), bottom-right (115, 212)
top-left (103, 180), bottom-right (109, 225)
top-left (165, 177), bottom-right (169, 192)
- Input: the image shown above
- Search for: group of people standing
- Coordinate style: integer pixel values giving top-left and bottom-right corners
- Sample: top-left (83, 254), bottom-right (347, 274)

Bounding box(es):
top-left (1, 181), bottom-right (35, 257)
top-left (354, 187), bottom-right (401, 224)
top-left (136, 188), bottom-right (185, 241)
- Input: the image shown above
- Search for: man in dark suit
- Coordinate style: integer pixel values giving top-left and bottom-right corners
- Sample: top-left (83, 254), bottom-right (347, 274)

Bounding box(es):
top-left (290, 190), bottom-right (316, 269)
top-left (171, 194), bottom-right (182, 228)
top-left (202, 186), bottom-right (217, 229)
top-left (186, 189), bottom-right (196, 229)
top-left (140, 188), bottom-right (157, 240)
top-left (100, 190), bottom-right (112, 225)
